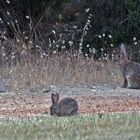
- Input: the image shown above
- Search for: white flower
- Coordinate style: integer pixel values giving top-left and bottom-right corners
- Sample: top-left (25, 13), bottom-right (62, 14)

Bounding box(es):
top-left (110, 44), bottom-right (113, 47)
top-left (40, 55), bottom-right (43, 58)
top-left (35, 45), bottom-right (40, 48)
top-left (62, 46), bottom-right (66, 49)
top-left (11, 52), bottom-right (15, 55)
top-left (43, 53), bottom-right (46, 56)
top-left (98, 35), bottom-right (102, 38)
top-left (9, 70), bottom-right (13, 73)
top-left (85, 8), bottom-right (90, 13)
top-left (79, 49), bottom-right (82, 53)
top-left (108, 35), bottom-right (112, 39)
top-left (87, 44), bottom-right (89, 48)
top-left (134, 42), bottom-right (137, 45)
top-left (7, 22), bottom-right (10, 25)
top-left (16, 39), bottom-right (20, 42)
top-left (89, 48), bottom-right (92, 52)
top-left (22, 44), bottom-right (26, 48)
top-left (15, 20), bottom-right (18, 23)
top-left (87, 20), bottom-right (90, 23)
top-left (69, 41), bottom-right (73, 46)
top-left (56, 44), bottom-right (59, 48)
top-left (11, 55), bottom-right (15, 59)
top-left (53, 50), bottom-right (57, 54)
top-left (6, 0), bottom-right (10, 4)
top-left (92, 48), bottom-right (96, 54)
top-left (7, 11), bottom-right (10, 15)
top-left (25, 15), bottom-right (30, 19)
top-left (0, 18), bottom-right (3, 24)
top-left (2, 36), bottom-right (7, 40)
top-left (102, 33), bottom-right (105, 37)
top-left (133, 37), bottom-right (136, 41)
top-left (29, 40), bottom-right (32, 44)
top-left (101, 48), bottom-right (104, 51)
top-left (52, 30), bottom-right (56, 34)
top-left (79, 42), bottom-right (82, 46)
top-left (62, 40), bottom-right (65, 44)
top-left (89, 14), bottom-right (92, 17)
top-left (24, 36), bottom-right (29, 40)
top-left (73, 26), bottom-right (77, 29)
top-left (2, 53), bottom-right (6, 56)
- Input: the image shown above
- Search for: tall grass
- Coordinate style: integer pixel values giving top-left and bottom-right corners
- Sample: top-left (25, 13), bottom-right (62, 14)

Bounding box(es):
top-left (0, 6), bottom-right (122, 91)
top-left (0, 40), bottom-right (121, 91)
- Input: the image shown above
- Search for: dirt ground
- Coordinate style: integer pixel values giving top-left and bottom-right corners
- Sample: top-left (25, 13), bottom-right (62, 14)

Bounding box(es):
top-left (0, 85), bottom-right (140, 118)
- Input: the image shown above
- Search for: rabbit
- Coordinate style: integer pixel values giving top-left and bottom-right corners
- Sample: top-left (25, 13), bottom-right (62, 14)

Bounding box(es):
top-left (114, 43), bottom-right (140, 89)
top-left (50, 93), bottom-right (78, 116)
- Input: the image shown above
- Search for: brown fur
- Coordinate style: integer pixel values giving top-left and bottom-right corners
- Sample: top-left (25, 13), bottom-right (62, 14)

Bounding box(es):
top-left (114, 43), bottom-right (140, 89)
top-left (50, 93), bottom-right (78, 116)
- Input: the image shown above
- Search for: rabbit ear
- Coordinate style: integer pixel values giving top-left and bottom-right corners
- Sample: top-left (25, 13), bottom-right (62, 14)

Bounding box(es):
top-left (51, 93), bottom-right (59, 104)
top-left (120, 43), bottom-right (127, 58)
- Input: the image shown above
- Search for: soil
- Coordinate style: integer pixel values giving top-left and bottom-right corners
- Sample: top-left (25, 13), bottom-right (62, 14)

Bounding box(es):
top-left (0, 85), bottom-right (140, 118)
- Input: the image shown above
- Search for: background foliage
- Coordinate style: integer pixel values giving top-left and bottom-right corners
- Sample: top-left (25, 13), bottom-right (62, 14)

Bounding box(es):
top-left (0, 0), bottom-right (140, 60)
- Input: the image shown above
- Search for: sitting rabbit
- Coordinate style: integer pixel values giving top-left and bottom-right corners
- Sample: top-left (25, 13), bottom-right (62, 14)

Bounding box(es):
top-left (50, 93), bottom-right (78, 116)
top-left (114, 43), bottom-right (140, 89)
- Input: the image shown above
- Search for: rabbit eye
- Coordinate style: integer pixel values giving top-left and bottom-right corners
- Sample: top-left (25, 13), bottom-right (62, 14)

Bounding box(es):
top-left (118, 54), bottom-right (121, 58)
top-left (53, 107), bottom-right (57, 112)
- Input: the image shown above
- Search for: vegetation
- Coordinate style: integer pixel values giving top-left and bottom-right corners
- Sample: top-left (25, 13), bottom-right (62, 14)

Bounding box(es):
top-left (0, 0), bottom-right (140, 59)
top-left (0, 2), bottom-right (140, 140)
top-left (1, 0), bottom-right (140, 90)
top-left (0, 113), bottom-right (140, 140)
top-left (0, 53), bottom-right (120, 90)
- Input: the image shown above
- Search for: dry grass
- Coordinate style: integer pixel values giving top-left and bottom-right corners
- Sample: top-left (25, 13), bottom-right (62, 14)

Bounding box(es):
top-left (0, 41), bottom-right (122, 91)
